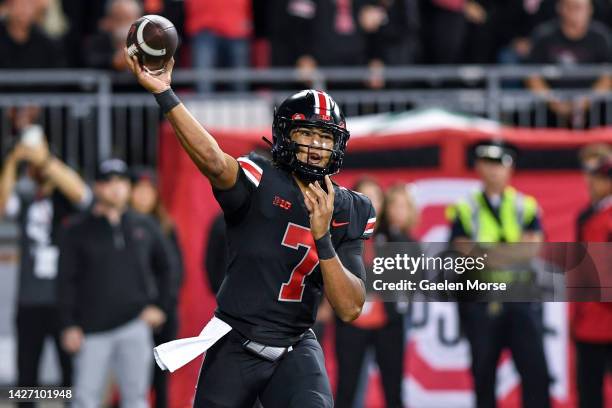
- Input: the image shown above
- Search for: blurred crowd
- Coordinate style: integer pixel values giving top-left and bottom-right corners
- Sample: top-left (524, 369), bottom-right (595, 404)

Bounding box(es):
top-left (0, 134), bottom-right (183, 408)
top-left (0, 0), bottom-right (610, 73)
top-left (1, 0), bottom-right (610, 129)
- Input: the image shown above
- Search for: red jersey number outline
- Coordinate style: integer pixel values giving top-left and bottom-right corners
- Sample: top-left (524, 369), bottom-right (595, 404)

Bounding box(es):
top-left (278, 223), bottom-right (319, 302)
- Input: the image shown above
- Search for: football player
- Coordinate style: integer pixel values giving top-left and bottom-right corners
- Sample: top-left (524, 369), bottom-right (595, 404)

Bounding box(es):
top-left (125, 53), bottom-right (375, 408)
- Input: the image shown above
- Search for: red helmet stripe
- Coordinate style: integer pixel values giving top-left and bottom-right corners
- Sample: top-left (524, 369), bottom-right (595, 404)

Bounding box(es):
top-left (317, 91), bottom-right (327, 114)
top-left (324, 92), bottom-right (332, 113)
top-left (313, 90), bottom-right (320, 114)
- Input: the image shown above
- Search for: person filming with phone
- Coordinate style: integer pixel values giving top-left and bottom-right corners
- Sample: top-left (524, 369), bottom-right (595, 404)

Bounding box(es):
top-left (0, 127), bottom-right (92, 401)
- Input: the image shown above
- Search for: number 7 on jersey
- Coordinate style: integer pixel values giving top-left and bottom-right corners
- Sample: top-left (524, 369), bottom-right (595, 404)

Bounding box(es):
top-left (278, 223), bottom-right (320, 302)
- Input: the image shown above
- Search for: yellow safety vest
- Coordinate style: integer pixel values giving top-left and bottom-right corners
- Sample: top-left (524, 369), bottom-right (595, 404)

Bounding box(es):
top-left (446, 186), bottom-right (538, 243)
top-left (446, 187), bottom-right (539, 283)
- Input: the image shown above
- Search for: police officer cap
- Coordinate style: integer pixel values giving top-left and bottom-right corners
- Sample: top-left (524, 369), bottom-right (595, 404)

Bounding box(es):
top-left (474, 140), bottom-right (516, 167)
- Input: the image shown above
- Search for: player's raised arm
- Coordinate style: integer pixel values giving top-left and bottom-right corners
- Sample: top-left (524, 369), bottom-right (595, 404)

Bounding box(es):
top-left (125, 50), bottom-right (239, 190)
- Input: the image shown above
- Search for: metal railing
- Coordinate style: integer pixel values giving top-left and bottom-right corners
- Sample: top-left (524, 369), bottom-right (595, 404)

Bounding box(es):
top-left (0, 65), bottom-right (610, 178)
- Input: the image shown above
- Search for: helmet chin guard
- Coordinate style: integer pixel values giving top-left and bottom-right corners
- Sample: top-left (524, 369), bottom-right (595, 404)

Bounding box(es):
top-left (271, 90), bottom-right (350, 182)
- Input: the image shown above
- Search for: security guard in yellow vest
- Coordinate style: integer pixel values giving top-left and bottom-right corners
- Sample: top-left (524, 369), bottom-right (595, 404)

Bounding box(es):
top-left (447, 141), bottom-right (551, 408)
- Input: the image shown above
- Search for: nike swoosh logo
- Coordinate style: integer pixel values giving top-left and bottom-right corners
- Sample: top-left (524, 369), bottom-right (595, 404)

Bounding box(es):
top-left (332, 220), bottom-right (350, 227)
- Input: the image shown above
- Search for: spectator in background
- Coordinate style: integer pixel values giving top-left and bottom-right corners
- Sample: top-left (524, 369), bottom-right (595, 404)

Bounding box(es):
top-left (266, 0), bottom-right (382, 89)
top-left (335, 179), bottom-right (414, 408)
top-left (0, 132), bottom-right (91, 405)
top-left (425, 0), bottom-right (489, 64)
top-left (58, 159), bottom-right (176, 408)
top-left (462, 0), bottom-right (497, 63)
top-left (60, 0), bottom-right (108, 67)
top-left (494, 0), bottom-right (557, 64)
top-left (0, 0), bottom-right (66, 68)
top-left (186, 0), bottom-right (252, 92)
top-left (83, 0), bottom-right (142, 71)
top-left (265, 0), bottom-right (316, 68)
top-left (447, 140), bottom-right (550, 408)
top-left (130, 167), bottom-right (183, 408)
top-left (572, 153), bottom-right (612, 408)
top-left (464, 0), bottom-right (557, 64)
top-left (526, 0), bottom-right (612, 128)
top-left (362, 0), bottom-right (420, 89)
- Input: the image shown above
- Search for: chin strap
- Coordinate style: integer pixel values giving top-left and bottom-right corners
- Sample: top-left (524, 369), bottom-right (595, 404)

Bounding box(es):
top-left (261, 136), bottom-right (273, 147)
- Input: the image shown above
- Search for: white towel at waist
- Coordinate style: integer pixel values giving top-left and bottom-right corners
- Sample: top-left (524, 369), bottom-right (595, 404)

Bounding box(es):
top-left (153, 316), bottom-right (232, 373)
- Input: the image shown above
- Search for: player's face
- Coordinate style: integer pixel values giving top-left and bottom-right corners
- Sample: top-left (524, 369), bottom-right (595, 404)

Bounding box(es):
top-left (476, 159), bottom-right (513, 190)
top-left (95, 176), bottom-right (131, 209)
top-left (131, 180), bottom-right (158, 214)
top-left (290, 127), bottom-right (334, 168)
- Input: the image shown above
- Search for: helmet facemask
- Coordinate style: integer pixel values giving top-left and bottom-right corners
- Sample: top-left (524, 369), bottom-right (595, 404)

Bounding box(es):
top-left (272, 118), bottom-right (349, 183)
top-left (271, 90), bottom-right (350, 182)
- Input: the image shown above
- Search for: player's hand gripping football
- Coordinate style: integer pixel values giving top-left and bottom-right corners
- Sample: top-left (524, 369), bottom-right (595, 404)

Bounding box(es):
top-left (303, 175), bottom-right (335, 240)
top-left (124, 47), bottom-right (174, 94)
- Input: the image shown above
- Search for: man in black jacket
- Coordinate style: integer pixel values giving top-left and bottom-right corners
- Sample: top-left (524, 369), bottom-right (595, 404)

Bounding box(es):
top-left (57, 158), bottom-right (176, 408)
top-left (0, 133), bottom-right (91, 406)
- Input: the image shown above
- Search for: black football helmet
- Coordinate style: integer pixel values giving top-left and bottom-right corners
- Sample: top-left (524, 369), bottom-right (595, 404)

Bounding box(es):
top-left (271, 90), bottom-right (350, 182)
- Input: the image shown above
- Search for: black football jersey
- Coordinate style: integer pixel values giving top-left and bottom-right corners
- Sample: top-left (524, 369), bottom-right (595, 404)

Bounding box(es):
top-left (213, 152), bottom-right (375, 347)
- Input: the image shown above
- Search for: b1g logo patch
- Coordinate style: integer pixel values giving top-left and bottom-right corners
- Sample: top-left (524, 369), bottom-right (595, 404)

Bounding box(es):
top-left (273, 196), bottom-right (292, 210)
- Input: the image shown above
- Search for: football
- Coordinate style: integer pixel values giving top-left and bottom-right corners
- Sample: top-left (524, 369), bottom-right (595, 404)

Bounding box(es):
top-left (126, 15), bottom-right (178, 74)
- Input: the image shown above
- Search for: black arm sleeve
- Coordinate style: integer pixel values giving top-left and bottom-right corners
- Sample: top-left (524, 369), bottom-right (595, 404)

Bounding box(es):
top-left (337, 239), bottom-right (366, 283)
top-left (212, 166), bottom-right (256, 225)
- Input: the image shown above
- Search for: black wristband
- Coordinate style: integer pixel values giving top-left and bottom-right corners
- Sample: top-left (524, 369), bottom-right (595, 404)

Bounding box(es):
top-left (154, 88), bottom-right (181, 114)
top-left (315, 232), bottom-right (336, 260)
